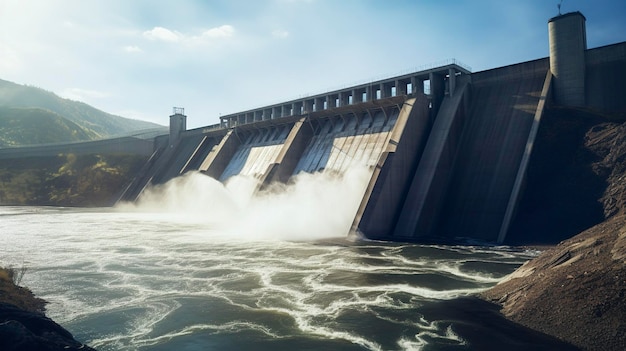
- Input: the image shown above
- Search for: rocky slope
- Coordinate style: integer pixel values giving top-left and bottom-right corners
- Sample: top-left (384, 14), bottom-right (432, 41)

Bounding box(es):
top-left (483, 216), bottom-right (626, 350)
top-left (483, 109), bottom-right (626, 351)
top-left (0, 268), bottom-right (96, 351)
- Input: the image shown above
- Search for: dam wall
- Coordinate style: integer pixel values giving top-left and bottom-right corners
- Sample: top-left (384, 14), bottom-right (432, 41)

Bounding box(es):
top-left (438, 61), bottom-right (551, 241)
top-left (121, 61), bottom-right (468, 200)
top-left (118, 132), bottom-right (224, 201)
top-left (354, 59), bottom-right (552, 243)
top-left (386, 76), bottom-right (472, 241)
top-left (129, 55), bottom-right (549, 244)
top-left (351, 94), bottom-right (433, 238)
top-left (124, 54), bottom-right (549, 244)
top-left (121, 30), bottom-right (625, 243)
top-left (132, 95), bottom-right (425, 196)
top-left (585, 42), bottom-right (626, 114)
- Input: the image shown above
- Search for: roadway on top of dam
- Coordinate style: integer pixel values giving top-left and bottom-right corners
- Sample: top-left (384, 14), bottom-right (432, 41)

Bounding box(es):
top-left (215, 60), bottom-right (471, 130)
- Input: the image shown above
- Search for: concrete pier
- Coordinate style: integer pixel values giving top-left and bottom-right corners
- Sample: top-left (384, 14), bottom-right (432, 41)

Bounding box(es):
top-left (391, 76), bottom-right (470, 240)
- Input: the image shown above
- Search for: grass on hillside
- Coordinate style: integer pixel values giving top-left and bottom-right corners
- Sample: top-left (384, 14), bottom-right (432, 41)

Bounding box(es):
top-left (0, 106), bottom-right (93, 146)
top-left (0, 153), bottom-right (147, 206)
top-left (0, 78), bottom-right (161, 138)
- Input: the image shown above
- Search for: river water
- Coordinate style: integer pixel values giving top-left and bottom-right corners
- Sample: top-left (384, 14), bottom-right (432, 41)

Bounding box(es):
top-left (1, 172), bottom-right (545, 350)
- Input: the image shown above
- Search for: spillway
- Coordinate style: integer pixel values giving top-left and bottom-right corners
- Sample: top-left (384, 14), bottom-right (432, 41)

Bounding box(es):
top-left (293, 110), bottom-right (397, 174)
top-left (219, 126), bottom-right (290, 181)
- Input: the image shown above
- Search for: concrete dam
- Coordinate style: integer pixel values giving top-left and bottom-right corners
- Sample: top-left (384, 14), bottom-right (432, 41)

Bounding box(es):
top-left (120, 12), bottom-right (626, 244)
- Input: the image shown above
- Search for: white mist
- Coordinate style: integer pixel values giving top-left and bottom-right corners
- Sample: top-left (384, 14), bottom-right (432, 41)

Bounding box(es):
top-left (120, 167), bottom-right (371, 241)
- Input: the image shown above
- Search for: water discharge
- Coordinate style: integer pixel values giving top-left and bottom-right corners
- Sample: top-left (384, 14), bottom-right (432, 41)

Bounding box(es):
top-left (125, 167), bottom-right (371, 241)
top-left (0, 170), bottom-right (543, 350)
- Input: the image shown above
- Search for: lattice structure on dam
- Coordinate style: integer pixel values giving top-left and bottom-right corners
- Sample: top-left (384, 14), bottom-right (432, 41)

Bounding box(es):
top-left (117, 11), bottom-right (626, 244)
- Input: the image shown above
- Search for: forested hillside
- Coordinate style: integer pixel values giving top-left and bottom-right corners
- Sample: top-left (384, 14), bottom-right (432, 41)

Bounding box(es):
top-left (0, 106), bottom-right (93, 146)
top-left (0, 78), bottom-right (163, 144)
top-left (0, 153), bottom-right (147, 206)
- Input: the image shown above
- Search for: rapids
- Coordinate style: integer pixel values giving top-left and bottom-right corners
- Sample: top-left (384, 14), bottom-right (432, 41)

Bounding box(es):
top-left (1, 171), bottom-right (548, 350)
top-left (0, 206), bottom-right (536, 350)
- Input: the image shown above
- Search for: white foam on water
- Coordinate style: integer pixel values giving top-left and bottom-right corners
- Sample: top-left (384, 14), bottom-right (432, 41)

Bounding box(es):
top-left (295, 324), bottom-right (383, 351)
top-left (397, 336), bottom-right (427, 351)
top-left (398, 325), bottom-right (466, 351)
top-left (97, 321), bottom-right (282, 349)
top-left (433, 262), bottom-right (503, 284)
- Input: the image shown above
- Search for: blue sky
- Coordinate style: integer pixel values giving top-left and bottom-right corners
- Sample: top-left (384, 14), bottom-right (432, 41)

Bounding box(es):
top-left (1, 0), bottom-right (625, 128)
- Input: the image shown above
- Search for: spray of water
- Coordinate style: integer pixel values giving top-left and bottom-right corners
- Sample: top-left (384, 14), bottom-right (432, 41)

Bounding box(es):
top-left (118, 167), bottom-right (372, 241)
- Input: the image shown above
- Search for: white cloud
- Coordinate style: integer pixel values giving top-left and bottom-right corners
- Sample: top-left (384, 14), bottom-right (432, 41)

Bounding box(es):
top-left (143, 27), bottom-right (182, 42)
top-left (272, 30), bottom-right (289, 38)
top-left (60, 88), bottom-right (110, 101)
top-left (124, 45), bottom-right (142, 53)
top-left (141, 25), bottom-right (235, 48)
top-left (201, 25), bottom-right (235, 39)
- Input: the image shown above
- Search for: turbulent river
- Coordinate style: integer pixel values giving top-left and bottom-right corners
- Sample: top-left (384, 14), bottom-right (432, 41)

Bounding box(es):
top-left (1, 171), bottom-right (541, 350)
top-left (0, 206), bottom-right (540, 351)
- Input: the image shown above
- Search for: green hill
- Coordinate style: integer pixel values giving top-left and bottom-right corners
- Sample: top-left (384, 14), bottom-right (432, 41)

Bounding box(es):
top-left (0, 107), bottom-right (93, 147)
top-left (0, 78), bottom-right (164, 141)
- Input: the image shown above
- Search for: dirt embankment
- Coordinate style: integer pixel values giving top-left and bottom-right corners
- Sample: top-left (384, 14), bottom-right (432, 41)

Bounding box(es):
top-left (484, 215), bottom-right (626, 350)
top-left (484, 108), bottom-right (626, 351)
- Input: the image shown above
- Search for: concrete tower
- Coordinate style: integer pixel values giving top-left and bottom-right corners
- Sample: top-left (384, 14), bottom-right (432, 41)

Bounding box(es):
top-left (169, 107), bottom-right (187, 148)
top-left (549, 11), bottom-right (587, 107)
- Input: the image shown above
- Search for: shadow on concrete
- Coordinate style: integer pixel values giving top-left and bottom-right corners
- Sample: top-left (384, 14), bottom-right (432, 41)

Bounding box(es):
top-left (507, 107), bottom-right (608, 245)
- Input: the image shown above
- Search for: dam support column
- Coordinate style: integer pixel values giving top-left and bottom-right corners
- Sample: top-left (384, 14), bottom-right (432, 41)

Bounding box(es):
top-left (448, 68), bottom-right (456, 96)
top-left (199, 129), bottom-right (242, 179)
top-left (429, 72), bottom-right (446, 120)
top-left (412, 77), bottom-right (424, 96)
top-left (261, 118), bottom-right (314, 186)
top-left (352, 96), bottom-right (432, 238)
top-left (393, 77), bottom-right (470, 239)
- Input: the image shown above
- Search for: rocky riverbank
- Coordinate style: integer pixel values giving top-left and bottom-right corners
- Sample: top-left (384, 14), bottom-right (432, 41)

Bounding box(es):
top-left (483, 215), bottom-right (626, 350)
top-left (0, 268), bottom-right (96, 351)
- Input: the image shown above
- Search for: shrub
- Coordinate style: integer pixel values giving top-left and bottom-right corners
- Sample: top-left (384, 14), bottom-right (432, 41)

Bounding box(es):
top-left (0, 265), bottom-right (28, 285)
